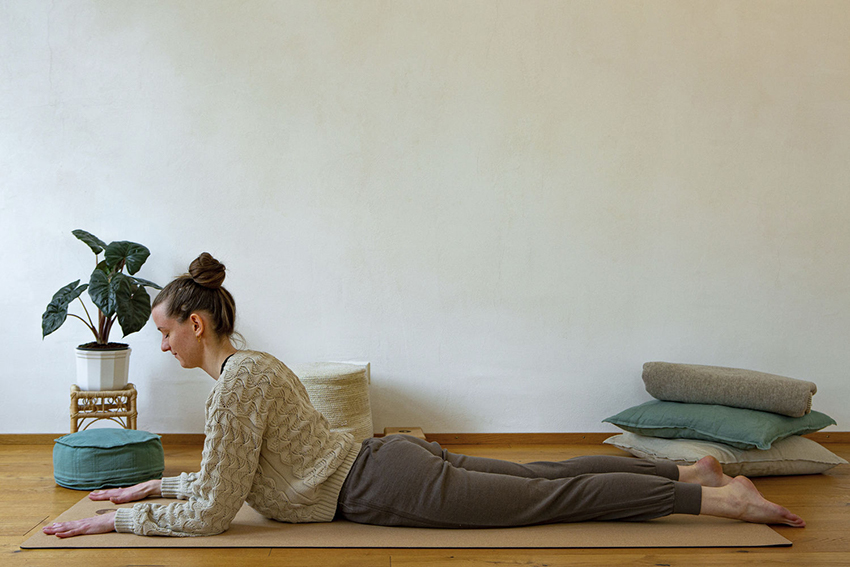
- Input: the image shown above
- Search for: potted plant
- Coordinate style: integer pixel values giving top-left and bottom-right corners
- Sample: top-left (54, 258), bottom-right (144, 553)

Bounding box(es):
top-left (42, 230), bottom-right (162, 390)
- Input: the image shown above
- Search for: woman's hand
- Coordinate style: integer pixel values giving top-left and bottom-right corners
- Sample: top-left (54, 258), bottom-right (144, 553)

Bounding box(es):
top-left (42, 510), bottom-right (116, 538)
top-left (89, 479), bottom-right (162, 503)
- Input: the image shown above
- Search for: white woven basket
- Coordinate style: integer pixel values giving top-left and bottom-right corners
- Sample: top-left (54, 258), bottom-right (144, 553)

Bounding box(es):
top-left (290, 362), bottom-right (373, 443)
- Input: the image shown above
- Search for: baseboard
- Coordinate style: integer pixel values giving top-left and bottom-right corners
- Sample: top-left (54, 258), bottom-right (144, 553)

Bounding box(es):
top-left (2, 431), bottom-right (848, 445)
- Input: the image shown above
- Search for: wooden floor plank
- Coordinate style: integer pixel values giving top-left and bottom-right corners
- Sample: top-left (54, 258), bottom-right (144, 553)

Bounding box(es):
top-left (391, 550), bottom-right (850, 567)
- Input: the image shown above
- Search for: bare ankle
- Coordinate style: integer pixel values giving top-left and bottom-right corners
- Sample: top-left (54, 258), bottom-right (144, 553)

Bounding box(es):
top-left (678, 456), bottom-right (731, 487)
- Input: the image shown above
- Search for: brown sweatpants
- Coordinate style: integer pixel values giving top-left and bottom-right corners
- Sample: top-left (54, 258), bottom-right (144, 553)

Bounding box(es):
top-left (337, 434), bottom-right (702, 528)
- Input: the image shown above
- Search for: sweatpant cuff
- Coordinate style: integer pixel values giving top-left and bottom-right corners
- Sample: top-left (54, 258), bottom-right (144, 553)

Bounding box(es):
top-left (673, 482), bottom-right (702, 515)
top-left (654, 459), bottom-right (681, 480)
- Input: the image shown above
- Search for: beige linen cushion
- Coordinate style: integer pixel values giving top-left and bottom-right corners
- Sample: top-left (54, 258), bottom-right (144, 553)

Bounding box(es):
top-left (604, 432), bottom-right (847, 477)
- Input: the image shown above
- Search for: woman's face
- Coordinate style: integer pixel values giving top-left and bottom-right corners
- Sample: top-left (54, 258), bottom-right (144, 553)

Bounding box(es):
top-left (152, 304), bottom-right (201, 369)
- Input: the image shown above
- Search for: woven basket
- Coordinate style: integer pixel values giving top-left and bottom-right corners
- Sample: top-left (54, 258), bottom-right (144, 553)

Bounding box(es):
top-left (291, 362), bottom-right (373, 443)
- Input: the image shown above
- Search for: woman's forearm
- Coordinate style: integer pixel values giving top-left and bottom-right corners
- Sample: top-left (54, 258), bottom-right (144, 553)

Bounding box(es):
top-left (146, 478), bottom-right (162, 497)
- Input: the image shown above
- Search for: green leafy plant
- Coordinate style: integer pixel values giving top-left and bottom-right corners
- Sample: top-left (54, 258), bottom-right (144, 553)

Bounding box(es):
top-left (42, 230), bottom-right (163, 348)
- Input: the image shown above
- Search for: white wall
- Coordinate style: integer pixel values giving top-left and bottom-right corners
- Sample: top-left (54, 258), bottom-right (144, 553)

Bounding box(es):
top-left (2, 0), bottom-right (848, 434)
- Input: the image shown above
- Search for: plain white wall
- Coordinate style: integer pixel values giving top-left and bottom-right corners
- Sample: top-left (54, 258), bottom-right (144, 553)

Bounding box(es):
top-left (2, 0), bottom-right (848, 434)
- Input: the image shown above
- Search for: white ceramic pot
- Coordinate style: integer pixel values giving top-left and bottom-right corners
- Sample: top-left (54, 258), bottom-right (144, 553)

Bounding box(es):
top-left (75, 346), bottom-right (131, 391)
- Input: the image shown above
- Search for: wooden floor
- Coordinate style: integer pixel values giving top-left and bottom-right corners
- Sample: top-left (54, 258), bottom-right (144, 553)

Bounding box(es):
top-left (2, 438), bottom-right (848, 567)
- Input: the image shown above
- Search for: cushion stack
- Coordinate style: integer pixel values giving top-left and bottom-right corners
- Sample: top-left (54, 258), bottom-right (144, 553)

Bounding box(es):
top-left (603, 362), bottom-right (846, 476)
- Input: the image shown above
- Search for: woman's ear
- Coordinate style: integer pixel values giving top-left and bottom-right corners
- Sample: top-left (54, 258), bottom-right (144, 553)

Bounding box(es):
top-left (189, 312), bottom-right (206, 338)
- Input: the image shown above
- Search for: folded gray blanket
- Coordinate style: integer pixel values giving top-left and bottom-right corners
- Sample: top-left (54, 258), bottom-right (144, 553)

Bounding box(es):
top-left (642, 362), bottom-right (817, 418)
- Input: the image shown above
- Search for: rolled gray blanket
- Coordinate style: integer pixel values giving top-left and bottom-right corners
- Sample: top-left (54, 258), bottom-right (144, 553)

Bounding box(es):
top-left (642, 362), bottom-right (817, 418)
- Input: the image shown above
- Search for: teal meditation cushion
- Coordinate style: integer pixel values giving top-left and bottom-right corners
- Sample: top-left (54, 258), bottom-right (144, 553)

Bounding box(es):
top-left (53, 429), bottom-right (164, 490)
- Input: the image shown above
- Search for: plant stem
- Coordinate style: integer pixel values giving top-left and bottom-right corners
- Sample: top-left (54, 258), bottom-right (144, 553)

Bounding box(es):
top-left (77, 297), bottom-right (97, 333)
top-left (104, 316), bottom-right (116, 343)
top-left (97, 311), bottom-right (107, 344)
top-left (68, 314), bottom-right (99, 341)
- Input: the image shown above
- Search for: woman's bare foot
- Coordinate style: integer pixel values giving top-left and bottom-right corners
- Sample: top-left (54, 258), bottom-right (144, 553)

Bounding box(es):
top-left (678, 456), bottom-right (733, 487)
top-left (701, 476), bottom-right (806, 527)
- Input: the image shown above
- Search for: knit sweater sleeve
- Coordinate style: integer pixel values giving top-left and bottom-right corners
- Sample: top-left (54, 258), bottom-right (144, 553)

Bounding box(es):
top-left (159, 472), bottom-right (199, 499)
top-left (113, 382), bottom-right (265, 536)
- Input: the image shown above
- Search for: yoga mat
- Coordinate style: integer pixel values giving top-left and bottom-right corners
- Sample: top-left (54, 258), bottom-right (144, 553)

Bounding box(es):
top-left (21, 497), bottom-right (791, 549)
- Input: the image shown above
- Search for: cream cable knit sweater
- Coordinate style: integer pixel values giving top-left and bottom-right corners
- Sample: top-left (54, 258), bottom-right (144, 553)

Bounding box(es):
top-left (113, 351), bottom-right (360, 536)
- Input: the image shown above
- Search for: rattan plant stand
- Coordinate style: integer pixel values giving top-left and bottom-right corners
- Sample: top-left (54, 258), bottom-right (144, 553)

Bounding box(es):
top-left (70, 383), bottom-right (138, 433)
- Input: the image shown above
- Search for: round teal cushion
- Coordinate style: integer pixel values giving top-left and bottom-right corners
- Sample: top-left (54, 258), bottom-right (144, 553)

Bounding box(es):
top-left (53, 429), bottom-right (164, 490)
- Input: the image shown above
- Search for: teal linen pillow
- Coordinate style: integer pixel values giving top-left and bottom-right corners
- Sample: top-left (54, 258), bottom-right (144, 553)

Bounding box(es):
top-left (53, 429), bottom-right (164, 490)
top-left (603, 400), bottom-right (836, 450)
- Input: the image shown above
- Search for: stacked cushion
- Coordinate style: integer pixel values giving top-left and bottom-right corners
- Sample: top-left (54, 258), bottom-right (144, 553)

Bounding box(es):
top-left (641, 361), bottom-right (817, 417)
top-left (604, 432), bottom-right (847, 477)
top-left (53, 429), bottom-right (164, 490)
top-left (603, 362), bottom-right (844, 476)
top-left (603, 399), bottom-right (836, 450)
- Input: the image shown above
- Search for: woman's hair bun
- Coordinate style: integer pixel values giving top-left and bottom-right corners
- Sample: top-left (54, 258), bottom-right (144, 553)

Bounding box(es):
top-left (188, 252), bottom-right (226, 289)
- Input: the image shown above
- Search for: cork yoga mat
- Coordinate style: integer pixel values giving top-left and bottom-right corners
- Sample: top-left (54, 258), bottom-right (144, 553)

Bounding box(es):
top-left (22, 496), bottom-right (791, 549)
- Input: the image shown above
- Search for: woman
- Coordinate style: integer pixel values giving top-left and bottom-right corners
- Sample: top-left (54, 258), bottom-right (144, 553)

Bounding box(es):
top-left (44, 253), bottom-right (805, 538)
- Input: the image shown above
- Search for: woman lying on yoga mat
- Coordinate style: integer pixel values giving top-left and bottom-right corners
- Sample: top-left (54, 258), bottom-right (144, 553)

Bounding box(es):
top-left (44, 253), bottom-right (805, 538)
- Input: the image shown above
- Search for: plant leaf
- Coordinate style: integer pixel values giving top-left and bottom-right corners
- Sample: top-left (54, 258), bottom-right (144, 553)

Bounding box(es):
top-left (117, 284), bottom-right (151, 336)
top-left (72, 230), bottom-right (107, 255)
top-left (105, 241), bottom-right (150, 275)
top-left (129, 276), bottom-right (163, 290)
top-left (88, 271), bottom-right (117, 317)
top-left (42, 280), bottom-right (87, 337)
